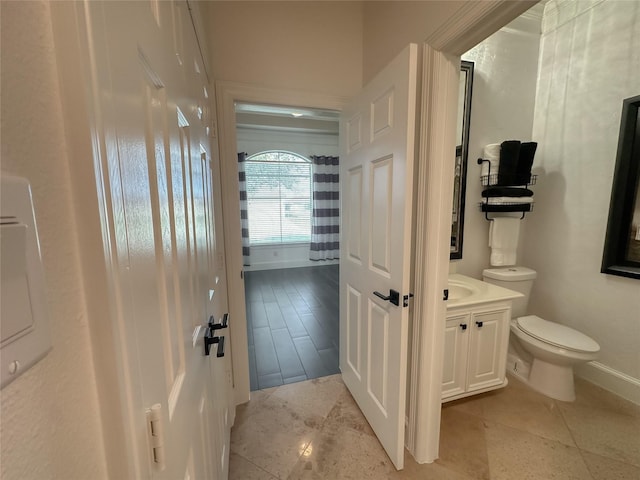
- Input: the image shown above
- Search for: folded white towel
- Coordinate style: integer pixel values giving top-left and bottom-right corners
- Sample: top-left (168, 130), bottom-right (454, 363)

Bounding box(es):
top-left (489, 217), bottom-right (520, 266)
top-left (482, 196), bottom-right (534, 205)
top-left (480, 143), bottom-right (501, 182)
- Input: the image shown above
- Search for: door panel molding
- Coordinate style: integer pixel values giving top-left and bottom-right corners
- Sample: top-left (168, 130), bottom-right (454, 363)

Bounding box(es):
top-left (346, 166), bottom-right (363, 263)
top-left (367, 299), bottom-right (389, 413)
top-left (369, 155), bottom-right (393, 277)
top-left (346, 284), bottom-right (362, 379)
top-left (371, 88), bottom-right (395, 140)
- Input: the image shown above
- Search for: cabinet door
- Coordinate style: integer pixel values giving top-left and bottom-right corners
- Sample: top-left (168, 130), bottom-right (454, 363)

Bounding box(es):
top-left (442, 313), bottom-right (470, 399)
top-left (466, 309), bottom-right (510, 392)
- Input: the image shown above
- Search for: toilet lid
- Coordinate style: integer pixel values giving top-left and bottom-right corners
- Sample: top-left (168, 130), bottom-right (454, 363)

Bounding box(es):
top-left (516, 315), bottom-right (600, 353)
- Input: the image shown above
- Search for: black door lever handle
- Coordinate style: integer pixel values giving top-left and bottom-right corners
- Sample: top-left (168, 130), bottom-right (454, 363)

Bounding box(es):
top-left (204, 327), bottom-right (225, 357)
top-left (373, 289), bottom-right (400, 306)
top-left (373, 291), bottom-right (390, 301)
top-left (209, 313), bottom-right (229, 330)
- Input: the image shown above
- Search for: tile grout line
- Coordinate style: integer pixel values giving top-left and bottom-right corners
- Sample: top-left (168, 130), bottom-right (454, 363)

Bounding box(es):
top-left (554, 397), bottom-right (599, 480)
top-left (232, 451), bottom-right (279, 480)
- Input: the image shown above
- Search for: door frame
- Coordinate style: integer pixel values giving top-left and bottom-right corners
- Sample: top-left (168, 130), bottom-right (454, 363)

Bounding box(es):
top-left (216, 0), bottom-right (537, 459)
top-left (408, 0), bottom-right (538, 464)
top-left (215, 82), bottom-right (346, 405)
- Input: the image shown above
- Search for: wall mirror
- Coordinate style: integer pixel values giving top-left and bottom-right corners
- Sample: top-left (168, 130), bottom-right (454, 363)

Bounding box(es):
top-left (451, 60), bottom-right (474, 259)
top-left (601, 94), bottom-right (640, 279)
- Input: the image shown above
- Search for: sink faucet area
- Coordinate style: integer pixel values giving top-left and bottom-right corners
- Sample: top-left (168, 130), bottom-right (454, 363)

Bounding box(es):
top-left (447, 274), bottom-right (523, 308)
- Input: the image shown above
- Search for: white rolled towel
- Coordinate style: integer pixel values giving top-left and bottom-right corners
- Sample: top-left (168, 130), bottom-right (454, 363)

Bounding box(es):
top-left (481, 143), bottom-right (501, 181)
top-left (489, 217), bottom-right (520, 266)
top-left (482, 196), bottom-right (534, 205)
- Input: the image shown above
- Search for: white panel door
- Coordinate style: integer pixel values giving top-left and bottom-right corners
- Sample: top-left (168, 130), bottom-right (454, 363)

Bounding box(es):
top-left (79, 2), bottom-right (230, 478)
top-left (340, 44), bottom-right (418, 470)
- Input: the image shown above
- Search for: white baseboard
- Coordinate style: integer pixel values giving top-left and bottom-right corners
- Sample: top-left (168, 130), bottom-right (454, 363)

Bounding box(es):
top-left (576, 361), bottom-right (640, 406)
top-left (245, 259), bottom-right (338, 272)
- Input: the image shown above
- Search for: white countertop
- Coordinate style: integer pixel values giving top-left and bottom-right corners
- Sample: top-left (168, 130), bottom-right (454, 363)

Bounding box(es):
top-left (447, 273), bottom-right (523, 310)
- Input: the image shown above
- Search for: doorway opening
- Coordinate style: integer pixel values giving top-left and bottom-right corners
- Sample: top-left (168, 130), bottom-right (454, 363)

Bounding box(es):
top-left (235, 102), bottom-right (341, 390)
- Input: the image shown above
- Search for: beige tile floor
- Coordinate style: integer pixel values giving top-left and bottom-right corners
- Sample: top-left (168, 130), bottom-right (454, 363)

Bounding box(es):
top-left (229, 374), bottom-right (640, 479)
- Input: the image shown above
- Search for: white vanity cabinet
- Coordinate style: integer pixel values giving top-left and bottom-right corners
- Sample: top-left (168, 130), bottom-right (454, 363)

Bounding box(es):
top-left (442, 303), bottom-right (512, 402)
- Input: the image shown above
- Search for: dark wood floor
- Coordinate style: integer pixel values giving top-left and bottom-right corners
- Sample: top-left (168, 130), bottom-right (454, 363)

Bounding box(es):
top-left (244, 265), bottom-right (340, 390)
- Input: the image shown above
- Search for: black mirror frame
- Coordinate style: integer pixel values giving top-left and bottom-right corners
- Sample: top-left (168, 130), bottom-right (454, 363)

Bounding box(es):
top-left (601, 94), bottom-right (640, 279)
top-left (451, 60), bottom-right (474, 260)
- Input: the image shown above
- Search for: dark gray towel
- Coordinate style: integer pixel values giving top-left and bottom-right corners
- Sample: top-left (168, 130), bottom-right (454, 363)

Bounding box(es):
top-left (514, 142), bottom-right (537, 184)
top-left (498, 140), bottom-right (521, 185)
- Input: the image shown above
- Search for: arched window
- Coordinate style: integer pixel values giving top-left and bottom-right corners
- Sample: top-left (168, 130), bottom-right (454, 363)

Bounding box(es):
top-left (245, 151), bottom-right (312, 245)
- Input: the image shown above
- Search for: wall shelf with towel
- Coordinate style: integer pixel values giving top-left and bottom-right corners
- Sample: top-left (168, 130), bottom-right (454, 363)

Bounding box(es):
top-left (477, 156), bottom-right (537, 220)
top-left (479, 172), bottom-right (537, 187)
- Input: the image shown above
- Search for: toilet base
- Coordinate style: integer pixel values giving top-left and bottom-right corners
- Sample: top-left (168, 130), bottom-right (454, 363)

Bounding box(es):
top-left (528, 358), bottom-right (576, 402)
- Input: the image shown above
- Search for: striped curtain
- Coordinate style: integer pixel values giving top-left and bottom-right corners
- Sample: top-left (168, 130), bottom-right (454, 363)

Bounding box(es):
top-left (238, 152), bottom-right (250, 266)
top-left (309, 155), bottom-right (340, 261)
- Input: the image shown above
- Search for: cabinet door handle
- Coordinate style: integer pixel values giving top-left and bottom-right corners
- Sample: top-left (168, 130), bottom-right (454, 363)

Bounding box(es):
top-left (476, 321), bottom-right (483, 328)
top-left (459, 323), bottom-right (467, 331)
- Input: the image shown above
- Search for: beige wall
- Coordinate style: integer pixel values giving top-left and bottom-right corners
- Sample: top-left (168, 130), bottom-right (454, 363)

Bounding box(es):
top-left (362, 1), bottom-right (467, 82)
top-left (204, 1), bottom-right (532, 96)
top-left (524, 0), bottom-right (640, 395)
top-left (204, 1), bottom-right (364, 97)
top-left (0, 2), bottom-right (108, 479)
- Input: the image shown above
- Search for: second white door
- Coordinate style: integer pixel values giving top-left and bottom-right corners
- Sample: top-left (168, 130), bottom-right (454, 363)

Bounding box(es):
top-left (340, 43), bottom-right (419, 470)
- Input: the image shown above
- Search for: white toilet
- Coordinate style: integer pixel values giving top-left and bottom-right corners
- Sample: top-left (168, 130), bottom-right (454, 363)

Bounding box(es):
top-left (482, 266), bottom-right (600, 401)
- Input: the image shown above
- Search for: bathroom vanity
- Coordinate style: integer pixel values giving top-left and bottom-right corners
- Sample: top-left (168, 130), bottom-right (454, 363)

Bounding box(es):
top-left (442, 274), bottom-right (523, 402)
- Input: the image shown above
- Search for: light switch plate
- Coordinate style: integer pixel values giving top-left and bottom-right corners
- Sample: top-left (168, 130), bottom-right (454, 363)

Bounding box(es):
top-left (1, 175), bottom-right (52, 388)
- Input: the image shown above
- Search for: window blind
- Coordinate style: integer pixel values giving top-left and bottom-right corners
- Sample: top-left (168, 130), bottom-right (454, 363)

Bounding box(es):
top-left (245, 152), bottom-right (312, 245)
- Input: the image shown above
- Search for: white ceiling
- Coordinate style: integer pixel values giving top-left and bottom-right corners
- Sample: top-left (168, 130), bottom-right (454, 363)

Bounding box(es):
top-left (235, 102), bottom-right (339, 135)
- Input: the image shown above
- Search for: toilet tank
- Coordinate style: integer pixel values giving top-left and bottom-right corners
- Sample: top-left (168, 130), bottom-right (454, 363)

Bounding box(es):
top-left (482, 267), bottom-right (537, 318)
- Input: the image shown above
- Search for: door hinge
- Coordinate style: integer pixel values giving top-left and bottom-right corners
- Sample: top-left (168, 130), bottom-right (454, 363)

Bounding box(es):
top-left (146, 404), bottom-right (166, 471)
top-left (403, 293), bottom-right (414, 307)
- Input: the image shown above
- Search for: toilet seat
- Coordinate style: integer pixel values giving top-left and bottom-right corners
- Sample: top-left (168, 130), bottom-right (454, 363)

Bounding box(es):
top-left (516, 315), bottom-right (600, 353)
